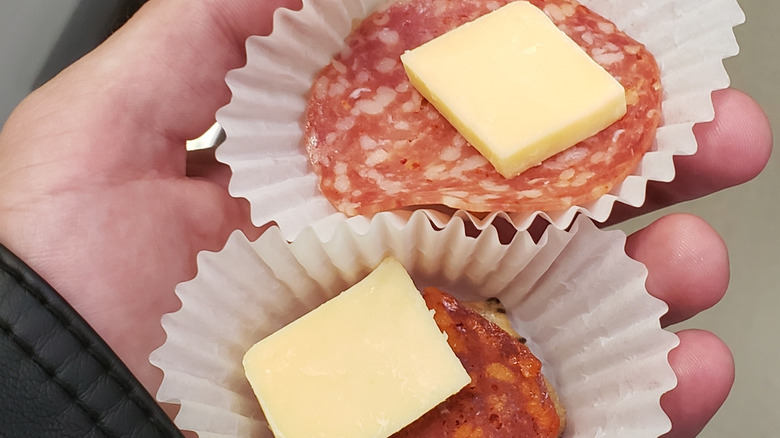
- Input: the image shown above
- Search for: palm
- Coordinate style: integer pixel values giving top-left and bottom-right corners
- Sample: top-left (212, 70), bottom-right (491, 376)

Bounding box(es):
top-left (0, 96), bottom-right (253, 389)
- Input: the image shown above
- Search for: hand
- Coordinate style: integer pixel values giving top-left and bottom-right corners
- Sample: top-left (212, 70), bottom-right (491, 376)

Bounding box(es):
top-left (0, 0), bottom-right (301, 391)
top-left (0, 1), bottom-right (771, 437)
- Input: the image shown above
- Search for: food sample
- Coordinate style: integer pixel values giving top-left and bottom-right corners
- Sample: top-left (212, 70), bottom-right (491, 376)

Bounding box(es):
top-left (401, 1), bottom-right (627, 179)
top-left (242, 258), bottom-right (470, 438)
top-left (243, 256), bottom-right (563, 438)
top-left (392, 287), bottom-right (564, 438)
top-left (304, 0), bottom-right (661, 215)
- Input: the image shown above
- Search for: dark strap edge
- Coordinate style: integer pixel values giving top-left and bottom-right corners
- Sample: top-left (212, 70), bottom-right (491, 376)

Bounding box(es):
top-left (0, 243), bottom-right (182, 437)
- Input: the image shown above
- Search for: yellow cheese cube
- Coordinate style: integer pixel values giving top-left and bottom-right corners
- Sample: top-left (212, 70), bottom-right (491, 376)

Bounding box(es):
top-left (400, 1), bottom-right (626, 178)
top-left (243, 258), bottom-right (470, 438)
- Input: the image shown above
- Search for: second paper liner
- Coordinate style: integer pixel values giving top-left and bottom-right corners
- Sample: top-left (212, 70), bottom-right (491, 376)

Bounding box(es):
top-left (151, 213), bottom-right (680, 437)
top-left (214, 0), bottom-right (744, 241)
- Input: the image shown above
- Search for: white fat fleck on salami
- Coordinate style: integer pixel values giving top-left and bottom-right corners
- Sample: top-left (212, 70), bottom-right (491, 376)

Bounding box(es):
top-left (560, 2), bottom-right (576, 16)
top-left (440, 144), bottom-right (462, 162)
top-left (334, 162), bottom-right (348, 175)
top-left (395, 82), bottom-right (410, 93)
top-left (399, 92), bottom-right (423, 113)
top-left (336, 117), bottom-right (356, 131)
top-left (332, 60), bottom-right (348, 75)
top-left (441, 193), bottom-right (472, 206)
top-left (356, 70), bottom-right (371, 83)
top-left (312, 76), bottom-right (329, 100)
top-left (351, 86), bottom-right (397, 115)
top-left (366, 148), bottom-right (390, 166)
top-left (338, 199), bottom-right (361, 212)
top-left (376, 28), bottom-right (400, 45)
top-left (363, 168), bottom-right (385, 183)
top-left (625, 45), bottom-right (642, 55)
top-left (360, 135), bottom-right (379, 150)
top-left (376, 57), bottom-right (398, 74)
top-left (328, 81), bottom-right (347, 97)
top-left (581, 32), bottom-right (595, 44)
top-left (304, 0), bottom-right (662, 215)
top-left (559, 168), bottom-right (576, 181)
top-left (349, 87), bottom-right (372, 100)
top-left (545, 146), bottom-right (589, 170)
top-left (334, 174), bottom-right (351, 193)
top-left (424, 164), bottom-right (448, 181)
top-left (597, 20), bottom-right (615, 34)
top-left (394, 120), bottom-right (411, 130)
top-left (592, 51), bottom-right (625, 65)
top-left (455, 155), bottom-right (490, 172)
top-left (324, 132), bottom-right (338, 149)
top-left (590, 151), bottom-right (608, 164)
top-left (518, 189), bottom-right (544, 199)
top-left (479, 179), bottom-right (512, 192)
top-left (379, 179), bottom-right (405, 194)
top-left (571, 171), bottom-right (595, 187)
top-left (433, 0), bottom-right (449, 16)
top-left (543, 4), bottom-right (565, 21)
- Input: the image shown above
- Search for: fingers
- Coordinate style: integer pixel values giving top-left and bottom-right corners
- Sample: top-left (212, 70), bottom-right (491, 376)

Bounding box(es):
top-left (608, 88), bottom-right (772, 223)
top-left (624, 213), bottom-right (729, 326)
top-left (26, 0), bottom-right (302, 145)
top-left (625, 215), bottom-right (734, 436)
top-left (681, 88), bottom-right (773, 195)
top-left (661, 330), bottom-right (735, 438)
top-left (116, 0), bottom-right (302, 141)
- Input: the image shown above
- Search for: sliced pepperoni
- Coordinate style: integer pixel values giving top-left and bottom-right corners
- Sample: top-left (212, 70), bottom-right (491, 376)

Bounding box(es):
top-left (390, 287), bottom-right (562, 438)
top-left (304, 0), bottom-right (661, 215)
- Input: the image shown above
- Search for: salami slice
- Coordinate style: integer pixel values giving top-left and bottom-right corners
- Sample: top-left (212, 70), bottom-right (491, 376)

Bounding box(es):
top-left (391, 287), bottom-right (563, 438)
top-left (304, 0), bottom-right (661, 216)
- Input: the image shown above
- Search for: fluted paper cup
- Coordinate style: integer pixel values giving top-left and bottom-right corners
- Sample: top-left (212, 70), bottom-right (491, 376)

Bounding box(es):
top-left (214, 0), bottom-right (743, 240)
top-left (151, 214), bottom-right (679, 437)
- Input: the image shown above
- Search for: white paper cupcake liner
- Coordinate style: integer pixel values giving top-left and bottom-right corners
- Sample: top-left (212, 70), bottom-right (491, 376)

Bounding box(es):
top-left (151, 213), bottom-right (679, 437)
top-left (214, 0), bottom-right (743, 241)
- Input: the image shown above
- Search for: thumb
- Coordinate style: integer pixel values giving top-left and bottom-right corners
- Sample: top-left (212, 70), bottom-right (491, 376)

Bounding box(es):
top-left (12, 0), bottom-right (301, 152)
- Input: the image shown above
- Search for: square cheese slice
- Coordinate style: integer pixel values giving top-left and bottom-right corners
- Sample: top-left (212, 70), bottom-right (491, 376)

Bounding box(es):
top-left (400, 1), bottom-right (627, 179)
top-left (243, 258), bottom-right (470, 438)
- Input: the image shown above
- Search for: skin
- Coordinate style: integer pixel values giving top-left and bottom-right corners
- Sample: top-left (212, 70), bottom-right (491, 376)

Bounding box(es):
top-left (0, 0), bottom-right (772, 437)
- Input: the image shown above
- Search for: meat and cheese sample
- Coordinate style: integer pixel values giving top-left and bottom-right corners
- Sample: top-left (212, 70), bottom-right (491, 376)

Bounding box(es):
top-left (400, 1), bottom-right (627, 179)
top-left (242, 258), bottom-right (470, 438)
top-left (304, 0), bottom-right (661, 215)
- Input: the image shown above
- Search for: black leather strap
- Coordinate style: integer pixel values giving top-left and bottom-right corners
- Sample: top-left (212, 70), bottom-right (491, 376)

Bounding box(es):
top-left (0, 244), bottom-right (183, 438)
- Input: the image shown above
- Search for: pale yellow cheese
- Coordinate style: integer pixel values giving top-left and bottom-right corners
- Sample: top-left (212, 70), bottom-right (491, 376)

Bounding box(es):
top-left (400, 1), bottom-right (627, 179)
top-left (243, 258), bottom-right (470, 438)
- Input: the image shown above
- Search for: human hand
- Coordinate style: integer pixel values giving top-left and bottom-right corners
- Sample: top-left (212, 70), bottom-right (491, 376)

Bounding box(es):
top-left (0, 0), bottom-right (302, 392)
top-left (0, 0), bottom-right (770, 437)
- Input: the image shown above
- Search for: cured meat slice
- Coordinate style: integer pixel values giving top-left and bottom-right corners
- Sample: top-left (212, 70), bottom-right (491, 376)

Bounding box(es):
top-left (391, 287), bottom-right (563, 438)
top-left (304, 0), bottom-right (661, 216)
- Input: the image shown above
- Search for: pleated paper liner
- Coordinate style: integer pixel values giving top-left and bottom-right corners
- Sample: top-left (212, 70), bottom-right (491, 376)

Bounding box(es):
top-left (214, 0), bottom-right (743, 241)
top-left (151, 213), bottom-right (679, 437)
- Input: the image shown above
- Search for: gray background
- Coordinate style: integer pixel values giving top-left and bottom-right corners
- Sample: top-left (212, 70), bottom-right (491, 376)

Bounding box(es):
top-left (616, 0), bottom-right (780, 435)
top-left (1, 0), bottom-right (777, 436)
